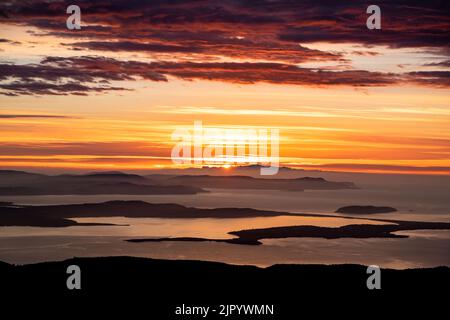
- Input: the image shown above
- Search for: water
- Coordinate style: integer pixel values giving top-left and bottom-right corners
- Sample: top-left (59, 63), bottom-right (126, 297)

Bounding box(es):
top-left (1, 184), bottom-right (449, 268)
top-left (1, 232), bottom-right (448, 268)
top-left (0, 215), bottom-right (388, 238)
top-left (1, 186), bottom-right (449, 221)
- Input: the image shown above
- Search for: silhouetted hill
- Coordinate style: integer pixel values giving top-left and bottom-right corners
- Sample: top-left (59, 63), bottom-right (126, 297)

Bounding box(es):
top-left (0, 170), bottom-right (205, 195)
top-left (0, 170), bottom-right (44, 185)
top-left (0, 170), bottom-right (355, 195)
top-left (156, 174), bottom-right (356, 191)
top-left (1, 256), bottom-right (447, 318)
top-left (336, 205), bottom-right (398, 214)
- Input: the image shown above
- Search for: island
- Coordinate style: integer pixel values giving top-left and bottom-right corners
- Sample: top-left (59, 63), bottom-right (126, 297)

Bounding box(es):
top-left (335, 205), bottom-right (397, 214)
top-left (0, 200), bottom-right (289, 227)
top-left (2, 201), bottom-right (449, 243)
top-left (127, 219), bottom-right (450, 245)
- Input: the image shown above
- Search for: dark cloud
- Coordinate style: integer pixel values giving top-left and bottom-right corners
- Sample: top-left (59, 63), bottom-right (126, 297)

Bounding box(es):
top-left (147, 61), bottom-right (398, 86)
top-left (0, 79), bottom-right (127, 96)
top-left (0, 38), bottom-right (21, 45)
top-left (1, 0), bottom-right (448, 64)
top-left (351, 50), bottom-right (380, 56)
top-left (1, 55), bottom-right (449, 96)
top-left (0, 57), bottom-right (134, 95)
top-left (1, 1), bottom-right (448, 45)
top-left (407, 71), bottom-right (450, 88)
top-left (65, 39), bottom-right (340, 64)
top-left (0, 114), bottom-right (73, 119)
top-left (0, 0), bottom-right (340, 63)
top-left (0, 56), bottom-right (395, 96)
top-left (0, 0), bottom-right (448, 96)
top-left (67, 41), bottom-right (204, 54)
top-left (424, 60), bottom-right (450, 68)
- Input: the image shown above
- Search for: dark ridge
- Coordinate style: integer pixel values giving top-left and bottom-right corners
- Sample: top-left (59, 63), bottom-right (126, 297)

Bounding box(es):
top-left (172, 174), bottom-right (255, 179)
top-left (79, 172), bottom-right (147, 179)
top-left (0, 170), bottom-right (356, 195)
top-left (0, 200), bottom-right (288, 227)
top-left (0, 183), bottom-right (205, 196)
top-left (86, 171), bottom-right (130, 175)
top-left (295, 177), bottom-right (326, 181)
top-left (1, 256), bottom-right (448, 315)
top-left (336, 206), bottom-right (398, 214)
top-left (0, 170), bottom-right (207, 196)
top-left (0, 170), bottom-right (43, 176)
top-left (160, 174), bottom-right (356, 191)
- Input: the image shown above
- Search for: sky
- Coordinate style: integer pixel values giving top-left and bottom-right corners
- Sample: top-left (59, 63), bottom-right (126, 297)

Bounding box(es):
top-left (0, 0), bottom-right (449, 174)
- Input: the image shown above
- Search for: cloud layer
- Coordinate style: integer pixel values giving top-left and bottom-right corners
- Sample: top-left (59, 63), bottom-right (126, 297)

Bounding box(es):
top-left (0, 0), bottom-right (449, 95)
top-left (1, 56), bottom-right (449, 95)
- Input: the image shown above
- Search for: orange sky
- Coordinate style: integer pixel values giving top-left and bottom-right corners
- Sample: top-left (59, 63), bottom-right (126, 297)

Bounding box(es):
top-left (0, 2), bottom-right (449, 175)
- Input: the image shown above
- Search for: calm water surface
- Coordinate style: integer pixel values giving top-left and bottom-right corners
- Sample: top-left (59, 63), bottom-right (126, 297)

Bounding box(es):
top-left (1, 187), bottom-right (449, 268)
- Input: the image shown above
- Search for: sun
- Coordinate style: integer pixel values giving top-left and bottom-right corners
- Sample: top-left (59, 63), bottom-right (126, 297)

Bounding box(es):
top-left (222, 164), bottom-right (232, 169)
